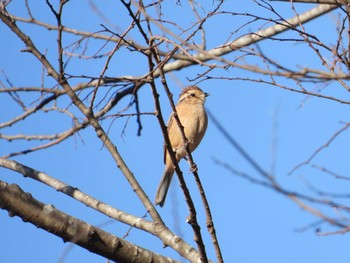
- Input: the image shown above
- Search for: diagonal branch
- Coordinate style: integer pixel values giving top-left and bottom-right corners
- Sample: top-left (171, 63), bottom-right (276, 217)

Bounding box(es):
top-left (154, 4), bottom-right (339, 76)
top-left (0, 0), bottom-right (159, 233)
top-left (0, 157), bottom-right (153, 230)
top-left (0, 180), bottom-right (179, 263)
top-left (0, 7), bottom-right (206, 262)
top-left (7, 3), bottom-right (339, 82)
top-left (0, 157), bottom-right (203, 262)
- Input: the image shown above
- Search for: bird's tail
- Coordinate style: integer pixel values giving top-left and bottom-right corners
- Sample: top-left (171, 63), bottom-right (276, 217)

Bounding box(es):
top-left (155, 166), bottom-right (175, 207)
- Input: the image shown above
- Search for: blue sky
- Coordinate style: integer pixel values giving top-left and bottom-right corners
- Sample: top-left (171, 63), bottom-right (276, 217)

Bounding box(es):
top-left (1, 1), bottom-right (350, 262)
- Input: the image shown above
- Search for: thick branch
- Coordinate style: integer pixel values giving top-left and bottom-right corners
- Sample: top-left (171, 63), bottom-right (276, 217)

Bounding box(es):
top-left (155, 4), bottom-right (338, 76)
top-left (0, 180), bottom-right (178, 263)
top-left (0, 156), bottom-right (203, 263)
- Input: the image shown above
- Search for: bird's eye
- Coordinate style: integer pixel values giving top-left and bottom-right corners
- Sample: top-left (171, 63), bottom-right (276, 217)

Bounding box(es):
top-left (190, 93), bottom-right (196, 97)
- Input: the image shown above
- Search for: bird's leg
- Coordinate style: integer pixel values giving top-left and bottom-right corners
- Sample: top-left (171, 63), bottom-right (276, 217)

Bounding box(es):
top-left (190, 163), bottom-right (197, 173)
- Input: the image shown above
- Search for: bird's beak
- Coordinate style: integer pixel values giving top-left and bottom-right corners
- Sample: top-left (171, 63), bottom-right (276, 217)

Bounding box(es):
top-left (205, 92), bottom-right (210, 97)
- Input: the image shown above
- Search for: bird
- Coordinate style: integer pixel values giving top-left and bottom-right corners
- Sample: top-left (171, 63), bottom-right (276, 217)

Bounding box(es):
top-left (155, 86), bottom-right (209, 207)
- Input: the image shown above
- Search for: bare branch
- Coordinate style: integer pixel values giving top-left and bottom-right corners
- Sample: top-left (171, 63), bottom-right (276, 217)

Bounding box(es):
top-left (0, 180), bottom-right (179, 263)
top-left (156, 4), bottom-right (339, 77)
top-left (0, 157), bottom-right (152, 230)
top-left (0, 157), bottom-right (203, 262)
top-left (289, 122), bottom-right (350, 175)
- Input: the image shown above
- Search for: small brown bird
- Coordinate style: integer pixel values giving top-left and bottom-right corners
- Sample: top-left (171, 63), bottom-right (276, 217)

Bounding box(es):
top-left (155, 86), bottom-right (209, 207)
